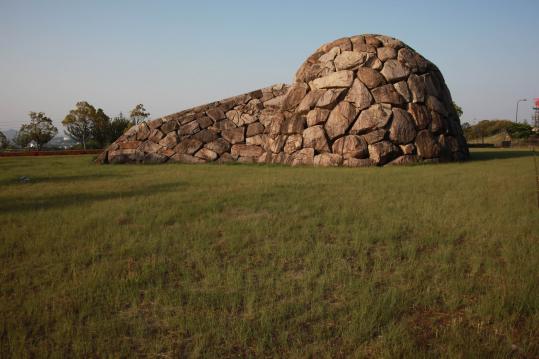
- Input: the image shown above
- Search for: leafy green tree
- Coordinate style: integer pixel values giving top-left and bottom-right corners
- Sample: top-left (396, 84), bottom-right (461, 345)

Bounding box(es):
top-left (91, 108), bottom-right (112, 148)
top-left (19, 112), bottom-right (58, 150)
top-left (109, 113), bottom-right (132, 141)
top-left (453, 102), bottom-right (463, 118)
top-left (63, 101), bottom-right (97, 150)
top-left (13, 130), bottom-right (31, 149)
top-left (507, 123), bottom-right (533, 139)
top-left (0, 131), bottom-right (8, 149)
top-left (129, 104), bottom-right (150, 125)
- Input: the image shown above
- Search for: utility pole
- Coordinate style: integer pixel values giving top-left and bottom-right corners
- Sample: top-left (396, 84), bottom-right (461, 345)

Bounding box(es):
top-left (515, 99), bottom-right (527, 123)
top-left (533, 98), bottom-right (539, 129)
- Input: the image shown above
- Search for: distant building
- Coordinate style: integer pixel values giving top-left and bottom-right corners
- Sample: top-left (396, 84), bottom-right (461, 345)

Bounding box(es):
top-left (46, 136), bottom-right (77, 149)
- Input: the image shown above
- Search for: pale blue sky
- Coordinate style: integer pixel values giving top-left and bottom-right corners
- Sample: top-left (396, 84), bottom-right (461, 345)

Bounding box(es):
top-left (1, 0), bottom-right (538, 131)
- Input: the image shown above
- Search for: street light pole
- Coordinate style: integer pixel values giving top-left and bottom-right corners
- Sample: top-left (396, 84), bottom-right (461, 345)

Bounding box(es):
top-left (515, 99), bottom-right (527, 123)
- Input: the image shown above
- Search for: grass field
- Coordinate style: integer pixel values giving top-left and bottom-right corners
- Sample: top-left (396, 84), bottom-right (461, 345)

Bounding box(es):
top-left (1, 149), bottom-right (538, 358)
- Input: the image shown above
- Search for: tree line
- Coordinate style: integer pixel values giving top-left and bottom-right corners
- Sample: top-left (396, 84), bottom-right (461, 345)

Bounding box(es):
top-left (3, 101), bottom-right (535, 150)
top-left (0, 102), bottom-right (150, 150)
top-left (462, 120), bottom-right (535, 143)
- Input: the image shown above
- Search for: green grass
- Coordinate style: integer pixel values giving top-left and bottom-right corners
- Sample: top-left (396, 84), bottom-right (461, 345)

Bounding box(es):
top-left (1, 149), bottom-right (538, 358)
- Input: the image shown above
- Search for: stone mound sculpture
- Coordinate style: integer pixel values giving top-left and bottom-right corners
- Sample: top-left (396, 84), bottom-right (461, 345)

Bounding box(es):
top-left (98, 34), bottom-right (468, 166)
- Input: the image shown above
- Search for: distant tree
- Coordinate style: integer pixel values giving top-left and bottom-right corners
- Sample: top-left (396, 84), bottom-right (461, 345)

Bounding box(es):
top-left (18, 112), bottom-right (58, 150)
top-left (13, 130), bottom-right (31, 149)
top-left (91, 108), bottom-right (112, 148)
top-left (489, 120), bottom-right (514, 135)
top-left (63, 101), bottom-right (97, 150)
top-left (109, 112), bottom-right (132, 141)
top-left (129, 104), bottom-right (150, 125)
top-left (461, 122), bottom-right (472, 139)
top-left (507, 122), bottom-right (533, 139)
top-left (462, 119), bottom-right (515, 142)
top-left (0, 131), bottom-right (8, 150)
top-left (473, 120), bottom-right (489, 144)
top-left (453, 101), bottom-right (463, 118)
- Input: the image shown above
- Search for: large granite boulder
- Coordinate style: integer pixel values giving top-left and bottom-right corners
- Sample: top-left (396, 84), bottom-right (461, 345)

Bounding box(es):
top-left (98, 34), bottom-right (468, 166)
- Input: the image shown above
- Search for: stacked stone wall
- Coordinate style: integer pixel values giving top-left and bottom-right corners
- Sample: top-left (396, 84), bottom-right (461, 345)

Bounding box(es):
top-left (99, 34), bottom-right (468, 166)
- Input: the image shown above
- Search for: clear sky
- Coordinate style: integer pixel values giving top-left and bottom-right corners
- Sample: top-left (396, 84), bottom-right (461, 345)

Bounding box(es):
top-left (1, 0), bottom-right (538, 131)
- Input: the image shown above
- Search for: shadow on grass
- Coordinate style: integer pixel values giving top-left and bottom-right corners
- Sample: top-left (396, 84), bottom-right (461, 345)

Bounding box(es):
top-left (469, 150), bottom-right (533, 161)
top-left (0, 173), bottom-right (123, 187)
top-left (0, 181), bottom-right (185, 214)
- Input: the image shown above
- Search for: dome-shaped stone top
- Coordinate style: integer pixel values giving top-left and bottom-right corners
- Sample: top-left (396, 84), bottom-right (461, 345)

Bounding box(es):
top-left (296, 34), bottom-right (429, 84)
top-left (99, 34), bottom-right (468, 166)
